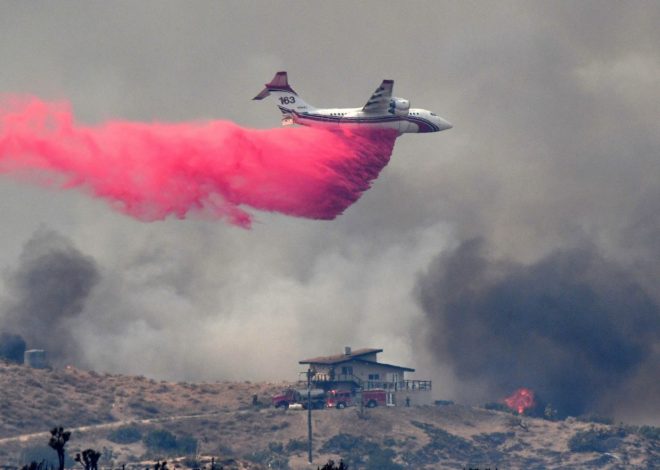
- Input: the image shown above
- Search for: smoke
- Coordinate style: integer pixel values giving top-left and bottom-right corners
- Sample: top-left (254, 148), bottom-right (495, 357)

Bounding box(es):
top-left (0, 97), bottom-right (397, 227)
top-left (1, 2), bottom-right (659, 426)
top-left (0, 229), bottom-right (100, 365)
top-left (0, 332), bottom-right (26, 363)
top-left (417, 239), bottom-right (660, 417)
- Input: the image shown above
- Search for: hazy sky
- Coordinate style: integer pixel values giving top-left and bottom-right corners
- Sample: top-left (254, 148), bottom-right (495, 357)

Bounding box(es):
top-left (1, 1), bottom-right (658, 422)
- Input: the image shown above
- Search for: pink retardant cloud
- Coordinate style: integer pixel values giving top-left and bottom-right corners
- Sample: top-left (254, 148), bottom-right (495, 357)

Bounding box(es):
top-left (0, 97), bottom-right (397, 227)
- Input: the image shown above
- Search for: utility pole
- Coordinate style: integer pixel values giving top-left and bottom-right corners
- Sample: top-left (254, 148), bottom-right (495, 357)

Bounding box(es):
top-left (359, 386), bottom-right (364, 417)
top-left (307, 367), bottom-right (313, 464)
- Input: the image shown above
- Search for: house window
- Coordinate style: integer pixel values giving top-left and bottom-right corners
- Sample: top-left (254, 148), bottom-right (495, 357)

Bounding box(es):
top-left (341, 366), bottom-right (353, 376)
top-left (368, 374), bottom-right (380, 381)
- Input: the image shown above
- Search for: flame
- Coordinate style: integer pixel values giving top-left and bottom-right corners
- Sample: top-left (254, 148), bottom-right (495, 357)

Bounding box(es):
top-left (504, 388), bottom-right (535, 414)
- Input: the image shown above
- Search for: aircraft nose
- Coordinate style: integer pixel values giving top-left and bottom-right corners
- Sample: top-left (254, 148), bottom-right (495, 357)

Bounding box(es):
top-left (437, 117), bottom-right (453, 131)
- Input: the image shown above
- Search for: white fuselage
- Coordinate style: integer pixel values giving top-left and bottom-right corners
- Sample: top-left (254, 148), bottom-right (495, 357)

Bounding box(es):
top-left (254, 71), bottom-right (452, 136)
top-left (281, 106), bottom-right (452, 134)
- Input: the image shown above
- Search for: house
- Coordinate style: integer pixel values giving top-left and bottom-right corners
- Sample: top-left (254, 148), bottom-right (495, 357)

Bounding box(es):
top-left (299, 346), bottom-right (432, 406)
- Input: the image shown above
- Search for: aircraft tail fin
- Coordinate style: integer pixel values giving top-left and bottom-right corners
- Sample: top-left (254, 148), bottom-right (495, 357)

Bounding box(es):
top-left (253, 71), bottom-right (314, 115)
top-left (253, 71), bottom-right (297, 100)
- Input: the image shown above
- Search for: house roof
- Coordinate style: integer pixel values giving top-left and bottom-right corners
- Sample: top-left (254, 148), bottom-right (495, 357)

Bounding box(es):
top-left (299, 348), bottom-right (383, 365)
top-left (353, 358), bottom-right (415, 373)
top-left (298, 348), bottom-right (415, 372)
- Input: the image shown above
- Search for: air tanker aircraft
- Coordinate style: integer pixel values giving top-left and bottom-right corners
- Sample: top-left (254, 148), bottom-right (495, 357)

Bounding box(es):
top-left (254, 72), bottom-right (452, 135)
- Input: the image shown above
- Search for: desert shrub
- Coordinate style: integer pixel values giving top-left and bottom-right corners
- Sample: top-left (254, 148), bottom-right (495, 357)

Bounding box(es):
top-left (21, 445), bottom-right (74, 468)
top-left (568, 427), bottom-right (627, 453)
top-left (199, 385), bottom-right (219, 395)
top-left (128, 400), bottom-right (160, 415)
top-left (365, 447), bottom-right (403, 470)
top-left (143, 430), bottom-right (178, 453)
top-left (142, 429), bottom-right (198, 456)
top-left (244, 448), bottom-right (289, 469)
top-left (584, 453), bottom-right (621, 467)
top-left (410, 421), bottom-right (476, 454)
top-left (614, 424), bottom-right (660, 442)
top-left (176, 434), bottom-right (198, 454)
top-left (44, 396), bottom-right (62, 408)
top-left (637, 425), bottom-right (660, 441)
top-left (244, 449), bottom-right (269, 463)
top-left (100, 447), bottom-right (114, 465)
top-left (577, 414), bottom-right (614, 425)
top-left (270, 422), bottom-right (290, 431)
top-left (321, 434), bottom-right (378, 455)
top-left (543, 403), bottom-right (559, 421)
top-left (473, 432), bottom-right (514, 447)
top-left (25, 378), bottom-right (43, 389)
top-left (383, 437), bottom-right (397, 447)
top-left (403, 421), bottom-right (485, 467)
top-left (268, 442), bottom-right (284, 453)
top-left (483, 402), bottom-right (512, 413)
top-left (285, 439), bottom-right (307, 453)
top-left (181, 457), bottom-right (201, 468)
top-left (216, 443), bottom-right (234, 457)
top-left (108, 425), bottom-right (142, 444)
top-left (321, 434), bottom-right (380, 467)
top-left (434, 400), bottom-right (455, 406)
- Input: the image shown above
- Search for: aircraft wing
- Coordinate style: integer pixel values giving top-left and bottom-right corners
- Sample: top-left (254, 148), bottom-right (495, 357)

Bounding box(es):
top-left (362, 79), bottom-right (394, 114)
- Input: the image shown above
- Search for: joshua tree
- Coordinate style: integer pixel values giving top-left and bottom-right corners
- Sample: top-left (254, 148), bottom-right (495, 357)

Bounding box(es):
top-left (20, 461), bottom-right (47, 470)
top-left (319, 460), bottom-right (348, 470)
top-left (75, 449), bottom-right (101, 470)
top-left (48, 427), bottom-right (71, 470)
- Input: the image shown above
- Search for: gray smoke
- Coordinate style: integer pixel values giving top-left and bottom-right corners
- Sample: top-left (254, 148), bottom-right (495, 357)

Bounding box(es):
top-left (0, 229), bottom-right (100, 365)
top-left (1, 1), bottom-right (660, 425)
top-left (417, 239), bottom-right (660, 417)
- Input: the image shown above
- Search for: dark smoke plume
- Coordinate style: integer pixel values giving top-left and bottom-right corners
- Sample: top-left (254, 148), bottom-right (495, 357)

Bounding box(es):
top-left (0, 229), bottom-right (99, 365)
top-left (417, 239), bottom-right (660, 417)
top-left (0, 332), bottom-right (26, 362)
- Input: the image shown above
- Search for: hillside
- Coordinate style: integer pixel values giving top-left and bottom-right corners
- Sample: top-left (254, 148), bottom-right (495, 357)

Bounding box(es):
top-left (0, 360), bottom-right (658, 469)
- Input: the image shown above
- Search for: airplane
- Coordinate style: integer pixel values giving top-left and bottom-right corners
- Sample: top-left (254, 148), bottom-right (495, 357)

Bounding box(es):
top-left (253, 71), bottom-right (452, 135)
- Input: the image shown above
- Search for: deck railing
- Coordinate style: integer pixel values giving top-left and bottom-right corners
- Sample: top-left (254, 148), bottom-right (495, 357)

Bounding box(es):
top-left (307, 372), bottom-right (431, 392)
top-left (364, 379), bottom-right (432, 391)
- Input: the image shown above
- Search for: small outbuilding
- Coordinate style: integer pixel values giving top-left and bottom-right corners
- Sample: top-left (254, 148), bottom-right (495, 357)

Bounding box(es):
top-left (24, 349), bottom-right (48, 369)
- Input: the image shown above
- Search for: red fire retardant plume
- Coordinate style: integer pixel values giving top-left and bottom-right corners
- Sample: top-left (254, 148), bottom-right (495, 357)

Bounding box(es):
top-left (504, 388), bottom-right (535, 415)
top-left (0, 97), bottom-right (397, 227)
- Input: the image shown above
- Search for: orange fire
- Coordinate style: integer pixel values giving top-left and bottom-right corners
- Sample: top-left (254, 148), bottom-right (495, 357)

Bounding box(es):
top-left (504, 388), bottom-right (535, 414)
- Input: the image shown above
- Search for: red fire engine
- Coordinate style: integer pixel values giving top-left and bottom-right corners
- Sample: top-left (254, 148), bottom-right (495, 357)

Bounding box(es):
top-left (325, 389), bottom-right (387, 409)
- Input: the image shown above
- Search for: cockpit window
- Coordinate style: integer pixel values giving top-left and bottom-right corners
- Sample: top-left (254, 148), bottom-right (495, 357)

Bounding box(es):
top-left (430, 113), bottom-right (437, 116)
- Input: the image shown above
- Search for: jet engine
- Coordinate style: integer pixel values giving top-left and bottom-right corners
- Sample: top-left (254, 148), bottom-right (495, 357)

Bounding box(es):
top-left (389, 97), bottom-right (410, 116)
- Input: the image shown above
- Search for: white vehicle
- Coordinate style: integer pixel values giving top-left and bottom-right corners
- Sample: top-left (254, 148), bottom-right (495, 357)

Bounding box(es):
top-left (253, 71), bottom-right (452, 135)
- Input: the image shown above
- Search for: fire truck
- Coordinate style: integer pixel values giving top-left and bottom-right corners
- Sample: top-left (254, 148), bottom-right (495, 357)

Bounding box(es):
top-left (325, 389), bottom-right (387, 409)
top-left (271, 388), bottom-right (326, 409)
